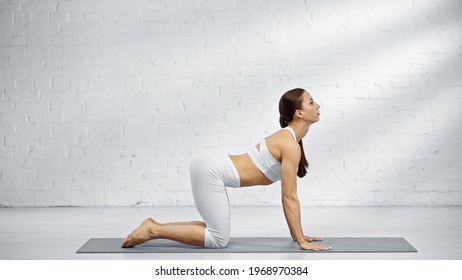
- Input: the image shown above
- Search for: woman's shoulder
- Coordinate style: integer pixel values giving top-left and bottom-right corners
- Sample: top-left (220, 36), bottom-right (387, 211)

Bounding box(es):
top-left (267, 129), bottom-right (300, 152)
top-left (271, 128), bottom-right (298, 141)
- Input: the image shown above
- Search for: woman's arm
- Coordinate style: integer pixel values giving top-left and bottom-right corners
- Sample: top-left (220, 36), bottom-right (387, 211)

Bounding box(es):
top-left (281, 144), bottom-right (331, 251)
top-left (281, 174), bottom-right (305, 244)
top-left (280, 144), bottom-right (306, 245)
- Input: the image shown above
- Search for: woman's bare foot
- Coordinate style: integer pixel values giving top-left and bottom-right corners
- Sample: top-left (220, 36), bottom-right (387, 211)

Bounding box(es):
top-left (121, 218), bottom-right (158, 248)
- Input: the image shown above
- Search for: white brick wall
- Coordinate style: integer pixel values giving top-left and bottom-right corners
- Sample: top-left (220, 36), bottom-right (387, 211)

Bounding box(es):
top-left (1, 0), bottom-right (461, 207)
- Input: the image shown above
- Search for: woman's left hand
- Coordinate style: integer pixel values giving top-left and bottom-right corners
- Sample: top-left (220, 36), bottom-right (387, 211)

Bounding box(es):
top-left (304, 236), bottom-right (323, 242)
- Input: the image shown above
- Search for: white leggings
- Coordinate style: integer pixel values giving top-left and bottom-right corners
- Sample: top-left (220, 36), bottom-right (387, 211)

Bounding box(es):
top-left (190, 149), bottom-right (240, 248)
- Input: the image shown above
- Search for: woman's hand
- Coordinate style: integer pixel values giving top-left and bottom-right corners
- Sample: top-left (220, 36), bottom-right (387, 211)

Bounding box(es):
top-left (299, 241), bottom-right (332, 251)
top-left (304, 235), bottom-right (323, 242)
top-left (291, 234), bottom-right (324, 242)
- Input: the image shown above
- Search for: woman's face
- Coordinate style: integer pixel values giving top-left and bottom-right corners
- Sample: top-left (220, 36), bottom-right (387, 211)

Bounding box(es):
top-left (297, 91), bottom-right (321, 124)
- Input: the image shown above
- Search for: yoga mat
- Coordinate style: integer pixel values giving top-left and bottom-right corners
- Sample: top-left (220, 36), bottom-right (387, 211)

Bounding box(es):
top-left (76, 237), bottom-right (417, 253)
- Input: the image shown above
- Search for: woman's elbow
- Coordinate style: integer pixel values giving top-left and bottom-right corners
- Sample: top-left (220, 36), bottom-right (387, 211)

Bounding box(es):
top-left (282, 195), bottom-right (298, 204)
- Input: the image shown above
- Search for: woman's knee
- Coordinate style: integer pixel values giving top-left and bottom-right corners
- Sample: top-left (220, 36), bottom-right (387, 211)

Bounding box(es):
top-left (210, 237), bottom-right (229, 249)
top-left (205, 228), bottom-right (230, 249)
top-left (215, 235), bottom-right (230, 249)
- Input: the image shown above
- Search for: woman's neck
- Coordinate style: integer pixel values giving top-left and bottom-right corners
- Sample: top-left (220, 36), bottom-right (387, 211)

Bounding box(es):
top-left (287, 122), bottom-right (311, 142)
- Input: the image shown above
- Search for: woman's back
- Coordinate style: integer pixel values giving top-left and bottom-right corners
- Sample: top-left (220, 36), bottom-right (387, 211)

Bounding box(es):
top-left (229, 128), bottom-right (299, 187)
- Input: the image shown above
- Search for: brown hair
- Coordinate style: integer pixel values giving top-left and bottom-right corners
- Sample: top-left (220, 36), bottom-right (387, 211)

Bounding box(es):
top-left (278, 88), bottom-right (309, 178)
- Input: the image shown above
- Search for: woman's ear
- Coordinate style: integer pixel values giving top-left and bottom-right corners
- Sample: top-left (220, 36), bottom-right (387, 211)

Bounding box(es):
top-left (295, 109), bottom-right (303, 119)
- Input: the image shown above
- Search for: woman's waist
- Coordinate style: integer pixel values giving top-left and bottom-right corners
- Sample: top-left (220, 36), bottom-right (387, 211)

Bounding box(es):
top-left (229, 154), bottom-right (274, 187)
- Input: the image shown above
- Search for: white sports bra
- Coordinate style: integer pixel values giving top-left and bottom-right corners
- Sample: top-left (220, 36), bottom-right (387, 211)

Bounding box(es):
top-left (246, 127), bottom-right (297, 182)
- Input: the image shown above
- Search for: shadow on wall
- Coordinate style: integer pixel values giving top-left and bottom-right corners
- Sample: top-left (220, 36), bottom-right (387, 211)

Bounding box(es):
top-left (239, 0), bottom-right (462, 205)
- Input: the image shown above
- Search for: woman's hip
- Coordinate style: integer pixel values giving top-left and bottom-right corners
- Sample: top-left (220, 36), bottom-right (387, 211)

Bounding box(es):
top-left (190, 149), bottom-right (240, 188)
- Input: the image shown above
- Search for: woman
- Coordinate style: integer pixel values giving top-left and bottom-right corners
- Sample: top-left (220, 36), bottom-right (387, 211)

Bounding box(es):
top-left (122, 88), bottom-right (331, 251)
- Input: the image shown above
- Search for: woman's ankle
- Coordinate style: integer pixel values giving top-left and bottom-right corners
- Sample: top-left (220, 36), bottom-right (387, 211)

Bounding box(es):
top-left (148, 223), bottom-right (160, 239)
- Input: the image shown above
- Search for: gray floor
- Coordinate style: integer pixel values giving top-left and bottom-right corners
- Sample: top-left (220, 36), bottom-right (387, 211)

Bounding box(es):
top-left (0, 206), bottom-right (460, 260)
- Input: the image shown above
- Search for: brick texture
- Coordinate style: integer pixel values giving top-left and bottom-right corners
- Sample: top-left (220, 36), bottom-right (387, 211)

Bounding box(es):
top-left (1, 0), bottom-right (461, 206)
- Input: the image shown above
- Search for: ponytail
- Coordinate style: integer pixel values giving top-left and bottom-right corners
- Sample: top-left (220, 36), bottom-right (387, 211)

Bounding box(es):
top-left (279, 88), bottom-right (309, 178)
top-left (297, 140), bottom-right (308, 178)
top-left (279, 116), bottom-right (289, 128)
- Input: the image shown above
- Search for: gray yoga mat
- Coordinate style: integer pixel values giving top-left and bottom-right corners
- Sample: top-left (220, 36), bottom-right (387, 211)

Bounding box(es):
top-left (76, 237), bottom-right (417, 253)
